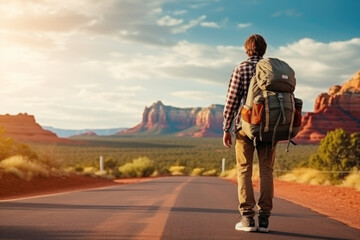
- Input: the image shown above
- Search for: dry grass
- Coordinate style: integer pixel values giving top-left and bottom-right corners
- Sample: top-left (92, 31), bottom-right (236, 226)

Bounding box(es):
top-left (220, 163), bottom-right (259, 180)
top-left (0, 155), bottom-right (50, 180)
top-left (341, 171), bottom-right (360, 191)
top-left (202, 169), bottom-right (217, 176)
top-left (278, 168), bottom-right (331, 185)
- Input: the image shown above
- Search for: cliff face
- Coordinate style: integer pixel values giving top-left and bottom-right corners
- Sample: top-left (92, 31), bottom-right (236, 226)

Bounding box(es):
top-left (0, 113), bottom-right (69, 143)
top-left (120, 101), bottom-right (223, 137)
top-left (295, 71), bottom-right (360, 143)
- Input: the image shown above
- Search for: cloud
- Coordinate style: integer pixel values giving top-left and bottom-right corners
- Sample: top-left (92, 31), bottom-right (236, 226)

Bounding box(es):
top-left (237, 23), bottom-right (252, 28)
top-left (200, 21), bottom-right (220, 28)
top-left (157, 15), bottom-right (183, 26)
top-left (172, 15), bottom-right (207, 33)
top-left (0, 0), bottom-right (173, 47)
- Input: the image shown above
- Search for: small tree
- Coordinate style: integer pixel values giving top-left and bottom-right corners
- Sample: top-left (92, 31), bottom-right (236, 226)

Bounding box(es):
top-left (309, 129), bottom-right (360, 182)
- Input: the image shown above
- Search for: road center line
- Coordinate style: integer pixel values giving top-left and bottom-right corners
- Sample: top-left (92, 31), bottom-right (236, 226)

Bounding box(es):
top-left (136, 177), bottom-right (192, 239)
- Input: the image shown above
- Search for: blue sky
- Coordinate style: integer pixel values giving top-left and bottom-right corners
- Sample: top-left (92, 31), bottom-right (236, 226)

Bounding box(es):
top-left (0, 0), bottom-right (359, 129)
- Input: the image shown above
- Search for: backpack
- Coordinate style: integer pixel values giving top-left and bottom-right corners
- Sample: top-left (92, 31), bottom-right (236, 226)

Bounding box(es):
top-left (240, 58), bottom-right (303, 151)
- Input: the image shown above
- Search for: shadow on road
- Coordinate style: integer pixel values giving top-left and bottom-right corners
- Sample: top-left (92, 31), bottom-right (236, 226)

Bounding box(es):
top-left (269, 230), bottom-right (350, 240)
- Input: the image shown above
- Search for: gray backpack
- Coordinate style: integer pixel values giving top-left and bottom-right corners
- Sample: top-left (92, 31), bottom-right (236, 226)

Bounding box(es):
top-left (240, 58), bottom-right (302, 151)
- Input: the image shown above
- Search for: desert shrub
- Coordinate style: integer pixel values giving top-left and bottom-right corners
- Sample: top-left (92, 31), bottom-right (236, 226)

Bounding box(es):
top-left (0, 129), bottom-right (38, 162)
top-left (202, 169), bottom-right (217, 176)
top-left (191, 167), bottom-right (205, 176)
top-left (309, 129), bottom-right (360, 182)
top-left (168, 165), bottom-right (186, 176)
top-left (74, 166), bottom-right (84, 172)
top-left (220, 168), bottom-right (237, 178)
top-left (118, 157), bottom-right (155, 177)
top-left (341, 170), bottom-right (360, 191)
top-left (278, 168), bottom-right (331, 185)
top-left (0, 155), bottom-right (49, 180)
top-left (105, 158), bottom-right (118, 169)
top-left (83, 166), bottom-right (97, 176)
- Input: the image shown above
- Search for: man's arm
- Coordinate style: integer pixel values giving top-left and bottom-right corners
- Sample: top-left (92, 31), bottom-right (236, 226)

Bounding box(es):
top-left (223, 131), bottom-right (232, 148)
top-left (222, 67), bottom-right (243, 148)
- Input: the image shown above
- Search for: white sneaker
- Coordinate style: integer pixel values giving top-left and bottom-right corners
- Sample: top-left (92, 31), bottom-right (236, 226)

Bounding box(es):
top-left (235, 217), bottom-right (257, 232)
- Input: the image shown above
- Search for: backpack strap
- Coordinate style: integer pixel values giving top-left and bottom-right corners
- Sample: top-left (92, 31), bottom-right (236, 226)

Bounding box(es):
top-left (263, 91), bottom-right (270, 132)
top-left (272, 109), bottom-right (282, 151)
top-left (278, 93), bottom-right (286, 124)
top-left (271, 92), bottom-right (286, 151)
top-left (286, 93), bottom-right (296, 152)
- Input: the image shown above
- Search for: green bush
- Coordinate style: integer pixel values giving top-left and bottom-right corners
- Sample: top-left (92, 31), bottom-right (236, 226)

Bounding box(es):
top-left (118, 157), bottom-right (155, 177)
top-left (309, 129), bottom-right (360, 182)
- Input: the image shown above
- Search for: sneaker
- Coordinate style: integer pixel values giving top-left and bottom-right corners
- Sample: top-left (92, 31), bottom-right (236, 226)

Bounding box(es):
top-left (258, 216), bottom-right (269, 233)
top-left (235, 217), bottom-right (257, 232)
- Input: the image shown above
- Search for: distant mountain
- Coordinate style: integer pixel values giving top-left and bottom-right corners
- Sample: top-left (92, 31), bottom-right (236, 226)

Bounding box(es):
top-left (0, 113), bottom-right (69, 143)
top-left (43, 126), bottom-right (126, 138)
top-left (118, 101), bottom-right (223, 137)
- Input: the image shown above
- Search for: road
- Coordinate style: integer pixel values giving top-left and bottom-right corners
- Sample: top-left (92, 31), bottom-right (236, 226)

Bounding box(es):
top-left (0, 176), bottom-right (359, 240)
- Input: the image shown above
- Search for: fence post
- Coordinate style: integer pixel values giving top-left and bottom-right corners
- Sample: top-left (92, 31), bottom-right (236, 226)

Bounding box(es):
top-left (99, 156), bottom-right (104, 175)
top-left (222, 158), bottom-right (226, 174)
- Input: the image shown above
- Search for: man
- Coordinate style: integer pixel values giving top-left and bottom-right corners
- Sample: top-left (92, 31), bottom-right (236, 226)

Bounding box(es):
top-left (223, 34), bottom-right (276, 233)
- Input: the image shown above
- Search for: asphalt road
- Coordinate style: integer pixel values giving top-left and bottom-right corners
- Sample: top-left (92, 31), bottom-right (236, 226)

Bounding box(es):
top-left (0, 176), bottom-right (359, 240)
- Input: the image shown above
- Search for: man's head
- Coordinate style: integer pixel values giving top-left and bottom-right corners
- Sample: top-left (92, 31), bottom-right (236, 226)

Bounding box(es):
top-left (244, 34), bottom-right (267, 57)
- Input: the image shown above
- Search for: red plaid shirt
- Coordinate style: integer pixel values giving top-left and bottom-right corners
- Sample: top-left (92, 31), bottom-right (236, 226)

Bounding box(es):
top-left (223, 55), bottom-right (262, 132)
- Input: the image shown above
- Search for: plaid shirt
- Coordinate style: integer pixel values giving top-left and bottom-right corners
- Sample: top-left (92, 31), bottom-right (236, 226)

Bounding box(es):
top-left (223, 55), bottom-right (262, 132)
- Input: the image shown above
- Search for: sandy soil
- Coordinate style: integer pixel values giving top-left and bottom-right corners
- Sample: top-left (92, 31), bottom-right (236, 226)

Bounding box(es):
top-left (0, 173), bottom-right (359, 230)
top-left (226, 178), bottom-right (360, 230)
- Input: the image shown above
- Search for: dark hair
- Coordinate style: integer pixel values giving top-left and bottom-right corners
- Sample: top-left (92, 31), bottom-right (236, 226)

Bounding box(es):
top-left (244, 34), bottom-right (267, 57)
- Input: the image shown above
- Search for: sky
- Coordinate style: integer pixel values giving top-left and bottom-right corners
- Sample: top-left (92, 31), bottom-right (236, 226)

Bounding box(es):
top-left (1, 0), bottom-right (359, 129)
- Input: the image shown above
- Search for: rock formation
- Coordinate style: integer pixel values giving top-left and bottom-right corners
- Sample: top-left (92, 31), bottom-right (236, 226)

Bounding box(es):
top-left (119, 101), bottom-right (223, 137)
top-left (0, 113), bottom-right (69, 143)
top-left (295, 71), bottom-right (360, 143)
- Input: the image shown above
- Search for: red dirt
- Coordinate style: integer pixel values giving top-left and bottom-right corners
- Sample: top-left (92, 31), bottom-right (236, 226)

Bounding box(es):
top-left (226, 178), bottom-right (360, 230)
top-left (1, 173), bottom-right (359, 230)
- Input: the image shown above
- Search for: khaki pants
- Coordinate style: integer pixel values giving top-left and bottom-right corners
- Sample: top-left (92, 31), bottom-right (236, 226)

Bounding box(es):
top-left (235, 129), bottom-right (277, 218)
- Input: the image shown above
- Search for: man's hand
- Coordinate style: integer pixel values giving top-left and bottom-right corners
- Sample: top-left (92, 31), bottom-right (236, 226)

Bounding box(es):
top-left (223, 131), bottom-right (232, 148)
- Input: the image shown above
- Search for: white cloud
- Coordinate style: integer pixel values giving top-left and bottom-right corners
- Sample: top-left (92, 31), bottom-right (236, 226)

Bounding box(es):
top-left (157, 15), bottom-right (183, 26)
top-left (200, 21), bottom-right (220, 28)
top-left (237, 23), bottom-right (252, 28)
top-left (172, 15), bottom-right (206, 33)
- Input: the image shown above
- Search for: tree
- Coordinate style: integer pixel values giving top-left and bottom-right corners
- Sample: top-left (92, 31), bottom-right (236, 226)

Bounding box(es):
top-left (309, 129), bottom-right (359, 182)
